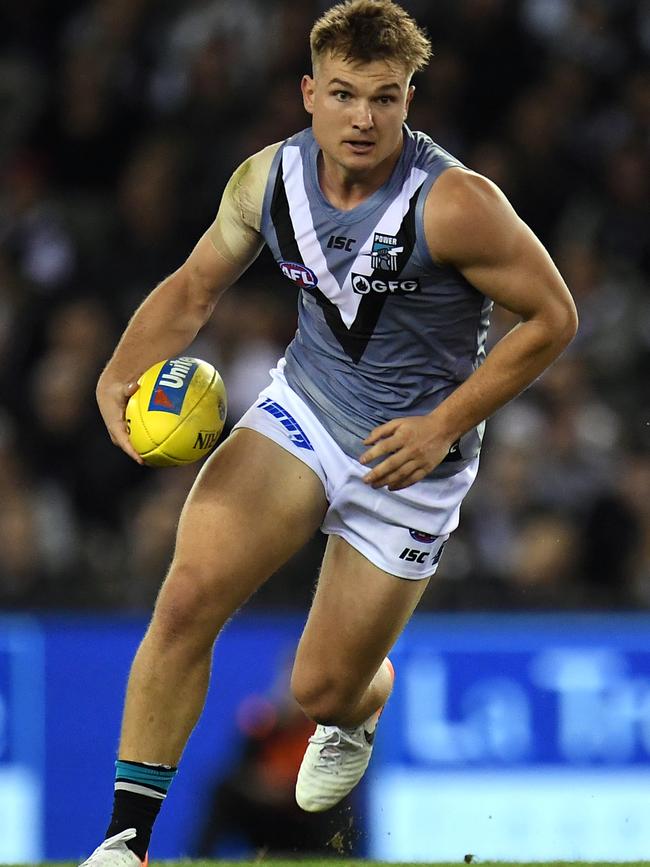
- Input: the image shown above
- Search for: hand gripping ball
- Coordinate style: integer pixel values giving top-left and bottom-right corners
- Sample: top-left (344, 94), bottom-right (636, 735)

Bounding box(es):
top-left (126, 357), bottom-right (227, 466)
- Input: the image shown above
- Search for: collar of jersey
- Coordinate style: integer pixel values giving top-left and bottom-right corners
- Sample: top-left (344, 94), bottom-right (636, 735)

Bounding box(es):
top-left (305, 124), bottom-right (415, 226)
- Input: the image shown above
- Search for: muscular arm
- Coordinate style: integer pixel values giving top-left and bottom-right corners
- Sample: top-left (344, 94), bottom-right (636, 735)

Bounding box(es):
top-left (362, 168), bottom-right (578, 489)
top-left (97, 146), bottom-right (277, 461)
top-left (101, 233), bottom-right (261, 388)
top-left (423, 168), bottom-right (578, 445)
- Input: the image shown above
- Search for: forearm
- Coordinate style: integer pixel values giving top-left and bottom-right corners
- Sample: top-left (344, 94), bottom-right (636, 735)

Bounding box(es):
top-left (433, 315), bottom-right (576, 444)
top-left (99, 267), bottom-right (216, 386)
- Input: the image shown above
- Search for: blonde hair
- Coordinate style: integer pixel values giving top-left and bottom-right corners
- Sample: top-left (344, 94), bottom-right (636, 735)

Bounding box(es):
top-left (310, 0), bottom-right (432, 77)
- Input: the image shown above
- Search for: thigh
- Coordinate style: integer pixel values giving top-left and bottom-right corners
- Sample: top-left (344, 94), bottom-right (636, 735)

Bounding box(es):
top-left (293, 535), bottom-right (429, 691)
top-left (158, 428), bottom-right (328, 622)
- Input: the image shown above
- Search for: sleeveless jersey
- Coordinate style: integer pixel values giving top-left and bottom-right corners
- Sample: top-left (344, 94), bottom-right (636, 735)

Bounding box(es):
top-left (259, 126), bottom-right (492, 479)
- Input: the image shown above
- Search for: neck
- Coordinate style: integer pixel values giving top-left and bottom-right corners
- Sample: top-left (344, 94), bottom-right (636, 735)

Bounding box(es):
top-left (317, 136), bottom-right (404, 211)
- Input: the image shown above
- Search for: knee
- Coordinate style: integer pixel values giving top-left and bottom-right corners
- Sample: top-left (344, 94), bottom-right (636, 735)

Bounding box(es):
top-left (148, 561), bottom-right (227, 654)
top-left (290, 667), bottom-right (354, 724)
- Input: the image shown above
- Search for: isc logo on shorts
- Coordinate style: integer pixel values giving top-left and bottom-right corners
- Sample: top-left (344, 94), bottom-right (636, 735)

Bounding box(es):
top-left (399, 539), bottom-right (446, 567)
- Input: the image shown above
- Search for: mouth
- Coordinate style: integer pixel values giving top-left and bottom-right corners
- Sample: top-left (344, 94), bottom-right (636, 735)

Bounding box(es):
top-left (344, 140), bottom-right (375, 155)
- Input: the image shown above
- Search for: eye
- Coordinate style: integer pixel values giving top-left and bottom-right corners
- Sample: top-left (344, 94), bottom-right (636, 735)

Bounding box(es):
top-left (333, 90), bottom-right (351, 102)
top-left (377, 95), bottom-right (397, 105)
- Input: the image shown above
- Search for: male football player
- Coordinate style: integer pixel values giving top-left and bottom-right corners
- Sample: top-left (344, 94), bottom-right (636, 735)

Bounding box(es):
top-left (83, 1), bottom-right (577, 862)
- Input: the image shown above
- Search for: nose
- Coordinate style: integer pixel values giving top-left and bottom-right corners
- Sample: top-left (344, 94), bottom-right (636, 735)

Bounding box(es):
top-left (351, 100), bottom-right (374, 131)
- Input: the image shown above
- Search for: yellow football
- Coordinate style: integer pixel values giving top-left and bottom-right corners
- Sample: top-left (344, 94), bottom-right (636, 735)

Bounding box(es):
top-left (125, 357), bottom-right (227, 467)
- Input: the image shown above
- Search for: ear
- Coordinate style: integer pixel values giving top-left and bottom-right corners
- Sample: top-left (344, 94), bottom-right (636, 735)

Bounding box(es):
top-left (301, 75), bottom-right (315, 115)
top-left (404, 84), bottom-right (415, 119)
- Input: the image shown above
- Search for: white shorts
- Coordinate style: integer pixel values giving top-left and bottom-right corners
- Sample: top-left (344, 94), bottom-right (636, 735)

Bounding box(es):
top-left (233, 367), bottom-right (479, 580)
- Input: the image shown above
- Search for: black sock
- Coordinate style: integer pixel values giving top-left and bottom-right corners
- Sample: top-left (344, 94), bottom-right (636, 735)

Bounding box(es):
top-left (106, 789), bottom-right (162, 860)
top-left (106, 759), bottom-right (177, 860)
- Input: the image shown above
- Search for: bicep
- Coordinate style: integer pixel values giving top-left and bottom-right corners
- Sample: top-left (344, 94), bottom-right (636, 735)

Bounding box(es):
top-left (459, 213), bottom-right (572, 325)
top-left (182, 229), bottom-right (262, 307)
top-left (427, 170), bottom-right (575, 324)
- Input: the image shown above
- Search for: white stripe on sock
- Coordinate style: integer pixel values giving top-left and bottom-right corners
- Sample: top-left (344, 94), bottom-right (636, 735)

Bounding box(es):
top-left (114, 782), bottom-right (165, 799)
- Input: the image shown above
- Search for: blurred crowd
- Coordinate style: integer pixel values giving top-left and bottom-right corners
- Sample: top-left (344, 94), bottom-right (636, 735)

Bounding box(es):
top-left (0, 0), bottom-right (648, 612)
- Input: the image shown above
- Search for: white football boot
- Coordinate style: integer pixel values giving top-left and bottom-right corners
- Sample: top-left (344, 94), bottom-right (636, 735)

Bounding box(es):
top-left (78, 829), bottom-right (148, 867)
top-left (295, 659), bottom-right (394, 812)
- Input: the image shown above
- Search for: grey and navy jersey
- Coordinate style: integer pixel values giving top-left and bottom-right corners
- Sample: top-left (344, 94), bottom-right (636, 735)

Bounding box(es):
top-left (258, 126), bottom-right (492, 478)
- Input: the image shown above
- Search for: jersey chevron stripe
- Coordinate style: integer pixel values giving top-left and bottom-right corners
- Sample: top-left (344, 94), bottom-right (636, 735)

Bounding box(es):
top-left (270, 165), bottom-right (303, 264)
top-left (271, 145), bottom-right (427, 364)
top-left (282, 146), bottom-right (361, 327)
top-left (262, 127), bottom-right (490, 469)
top-left (270, 164), bottom-right (368, 359)
top-left (335, 165), bottom-right (428, 353)
top-left (339, 188), bottom-right (422, 363)
top-left (340, 165), bottom-right (428, 296)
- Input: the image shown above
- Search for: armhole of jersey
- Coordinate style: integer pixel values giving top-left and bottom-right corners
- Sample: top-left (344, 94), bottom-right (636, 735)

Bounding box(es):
top-left (208, 141), bottom-right (281, 264)
top-left (238, 141), bottom-right (282, 232)
top-left (260, 142), bottom-right (286, 238)
top-left (415, 162), bottom-right (465, 272)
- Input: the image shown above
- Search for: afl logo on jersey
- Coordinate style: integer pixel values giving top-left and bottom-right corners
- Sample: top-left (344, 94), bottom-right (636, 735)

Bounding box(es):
top-left (280, 261), bottom-right (318, 289)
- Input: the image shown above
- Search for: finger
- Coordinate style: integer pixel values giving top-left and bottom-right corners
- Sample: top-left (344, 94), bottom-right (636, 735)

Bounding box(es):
top-left (363, 419), bottom-right (400, 447)
top-left (360, 433), bottom-right (401, 466)
top-left (388, 465), bottom-right (429, 491)
top-left (113, 423), bottom-right (145, 465)
top-left (120, 384), bottom-right (143, 463)
top-left (364, 452), bottom-right (411, 487)
top-left (122, 442), bottom-right (145, 465)
top-left (376, 460), bottom-right (422, 490)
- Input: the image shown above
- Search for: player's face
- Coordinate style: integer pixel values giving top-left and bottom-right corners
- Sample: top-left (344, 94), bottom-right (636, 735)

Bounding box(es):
top-left (302, 53), bottom-right (414, 180)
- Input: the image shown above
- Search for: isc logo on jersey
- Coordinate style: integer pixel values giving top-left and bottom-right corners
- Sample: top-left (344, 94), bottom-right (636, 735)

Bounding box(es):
top-left (351, 273), bottom-right (420, 294)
